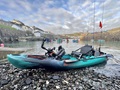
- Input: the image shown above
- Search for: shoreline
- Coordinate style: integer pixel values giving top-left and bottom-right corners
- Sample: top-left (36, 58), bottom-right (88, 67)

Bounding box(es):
top-left (0, 47), bottom-right (33, 59)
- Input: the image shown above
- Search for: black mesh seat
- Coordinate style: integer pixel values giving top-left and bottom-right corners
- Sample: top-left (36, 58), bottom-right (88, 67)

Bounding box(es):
top-left (71, 44), bottom-right (95, 59)
top-left (56, 47), bottom-right (65, 59)
top-left (80, 45), bottom-right (94, 56)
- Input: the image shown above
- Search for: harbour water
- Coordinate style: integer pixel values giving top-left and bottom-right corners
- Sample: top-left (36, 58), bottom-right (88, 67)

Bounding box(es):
top-left (2, 39), bottom-right (120, 77)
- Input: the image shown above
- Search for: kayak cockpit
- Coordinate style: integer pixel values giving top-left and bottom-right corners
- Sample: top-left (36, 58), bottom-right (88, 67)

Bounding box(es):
top-left (28, 55), bottom-right (46, 60)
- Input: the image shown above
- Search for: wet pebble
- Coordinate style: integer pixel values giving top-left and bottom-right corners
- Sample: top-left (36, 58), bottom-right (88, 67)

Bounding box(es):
top-left (52, 75), bottom-right (60, 80)
top-left (0, 79), bottom-right (9, 86)
top-left (25, 78), bottom-right (32, 85)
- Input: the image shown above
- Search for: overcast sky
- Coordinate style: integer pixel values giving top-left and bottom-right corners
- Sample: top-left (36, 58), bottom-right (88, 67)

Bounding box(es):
top-left (0, 0), bottom-right (120, 34)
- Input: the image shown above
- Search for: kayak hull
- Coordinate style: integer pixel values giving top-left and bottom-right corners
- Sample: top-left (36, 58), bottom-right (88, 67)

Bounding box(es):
top-left (7, 54), bottom-right (43, 69)
top-left (7, 54), bottom-right (108, 70)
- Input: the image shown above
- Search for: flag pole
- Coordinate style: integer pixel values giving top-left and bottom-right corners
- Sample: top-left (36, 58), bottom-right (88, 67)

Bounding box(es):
top-left (99, 21), bottom-right (102, 48)
top-left (99, 1), bottom-right (104, 51)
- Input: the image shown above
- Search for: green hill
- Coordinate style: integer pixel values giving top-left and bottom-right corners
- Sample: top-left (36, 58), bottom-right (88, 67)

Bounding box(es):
top-left (0, 24), bottom-right (17, 30)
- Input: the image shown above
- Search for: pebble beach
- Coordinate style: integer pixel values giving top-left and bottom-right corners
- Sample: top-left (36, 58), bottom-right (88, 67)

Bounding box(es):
top-left (0, 62), bottom-right (120, 90)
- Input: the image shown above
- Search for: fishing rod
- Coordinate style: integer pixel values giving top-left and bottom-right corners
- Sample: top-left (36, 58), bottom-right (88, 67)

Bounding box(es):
top-left (87, 30), bottom-right (89, 44)
top-left (92, 0), bottom-right (96, 48)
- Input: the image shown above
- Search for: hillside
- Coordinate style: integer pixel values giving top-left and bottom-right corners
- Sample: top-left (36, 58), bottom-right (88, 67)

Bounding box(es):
top-left (108, 27), bottom-right (120, 33)
top-left (0, 24), bottom-right (17, 30)
top-left (64, 27), bottom-right (120, 41)
top-left (65, 32), bottom-right (83, 36)
top-left (0, 19), bottom-right (60, 42)
top-left (64, 32), bottom-right (85, 39)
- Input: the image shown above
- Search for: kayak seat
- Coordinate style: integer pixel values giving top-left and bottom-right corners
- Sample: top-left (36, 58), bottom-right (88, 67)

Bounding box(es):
top-left (80, 45), bottom-right (95, 56)
top-left (56, 48), bottom-right (66, 59)
top-left (80, 45), bottom-right (93, 54)
top-left (71, 45), bottom-right (95, 59)
top-left (71, 51), bottom-right (82, 58)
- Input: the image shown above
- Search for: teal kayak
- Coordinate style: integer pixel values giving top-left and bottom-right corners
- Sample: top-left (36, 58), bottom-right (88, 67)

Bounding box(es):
top-left (7, 43), bottom-right (112, 70)
top-left (7, 54), bottom-right (108, 70)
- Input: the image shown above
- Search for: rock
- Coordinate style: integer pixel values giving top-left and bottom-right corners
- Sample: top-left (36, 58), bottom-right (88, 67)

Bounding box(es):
top-left (91, 86), bottom-right (95, 90)
top-left (39, 79), bottom-right (44, 83)
top-left (36, 87), bottom-right (41, 90)
top-left (0, 79), bottom-right (9, 86)
top-left (27, 86), bottom-right (34, 90)
top-left (56, 85), bottom-right (60, 89)
top-left (33, 86), bottom-right (37, 89)
top-left (14, 84), bottom-right (18, 89)
top-left (23, 86), bottom-right (29, 89)
top-left (62, 80), bottom-right (69, 84)
top-left (52, 75), bottom-right (59, 80)
top-left (73, 87), bottom-right (77, 90)
top-left (78, 86), bottom-right (83, 90)
top-left (19, 79), bottom-right (25, 86)
top-left (47, 75), bottom-right (52, 79)
top-left (25, 78), bottom-right (32, 85)
top-left (12, 78), bottom-right (20, 85)
top-left (75, 81), bottom-right (79, 85)
top-left (92, 81), bottom-right (101, 89)
top-left (46, 80), bottom-right (49, 85)
top-left (68, 87), bottom-right (72, 90)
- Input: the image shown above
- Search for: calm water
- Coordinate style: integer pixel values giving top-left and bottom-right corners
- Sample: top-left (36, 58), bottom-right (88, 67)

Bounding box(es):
top-left (4, 39), bottom-right (120, 77)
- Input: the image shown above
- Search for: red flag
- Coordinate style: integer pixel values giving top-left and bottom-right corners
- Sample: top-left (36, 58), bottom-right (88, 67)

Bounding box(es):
top-left (99, 21), bottom-right (102, 28)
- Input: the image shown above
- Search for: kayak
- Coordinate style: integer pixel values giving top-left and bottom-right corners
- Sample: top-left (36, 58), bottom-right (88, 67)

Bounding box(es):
top-left (7, 42), bottom-right (112, 70)
top-left (7, 54), bottom-right (108, 70)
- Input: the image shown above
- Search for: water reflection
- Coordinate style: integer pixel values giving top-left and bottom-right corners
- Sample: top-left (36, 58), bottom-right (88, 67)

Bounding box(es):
top-left (5, 41), bottom-right (35, 48)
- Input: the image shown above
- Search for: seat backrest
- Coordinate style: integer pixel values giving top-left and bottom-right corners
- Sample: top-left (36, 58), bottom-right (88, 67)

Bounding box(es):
top-left (56, 48), bottom-right (65, 59)
top-left (80, 45), bottom-right (94, 55)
